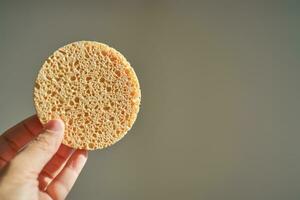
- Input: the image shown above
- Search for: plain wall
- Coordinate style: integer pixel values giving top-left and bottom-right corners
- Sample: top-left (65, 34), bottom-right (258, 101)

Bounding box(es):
top-left (0, 1), bottom-right (300, 199)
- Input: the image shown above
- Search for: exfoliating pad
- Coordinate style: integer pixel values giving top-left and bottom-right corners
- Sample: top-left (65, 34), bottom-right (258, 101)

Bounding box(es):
top-left (33, 41), bottom-right (141, 150)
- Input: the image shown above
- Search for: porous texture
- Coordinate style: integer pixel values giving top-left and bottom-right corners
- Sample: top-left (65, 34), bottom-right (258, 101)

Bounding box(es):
top-left (33, 41), bottom-right (141, 150)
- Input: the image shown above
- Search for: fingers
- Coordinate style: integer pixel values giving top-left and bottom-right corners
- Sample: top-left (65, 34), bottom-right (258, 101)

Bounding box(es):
top-left (9, 120), bottom-right (64, 177)
top-left (38, 144), bottom-right (75, 191)
top-left (0, 115), bottom-right (43, 169)
top-left (46, 150), bottom-right (88, 200)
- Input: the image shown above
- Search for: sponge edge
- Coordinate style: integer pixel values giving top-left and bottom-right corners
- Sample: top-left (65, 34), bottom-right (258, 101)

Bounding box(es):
top-left (33, 41), bottom-right (141, 150)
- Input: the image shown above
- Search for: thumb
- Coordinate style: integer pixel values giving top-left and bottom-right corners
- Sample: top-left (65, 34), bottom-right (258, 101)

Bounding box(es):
top-left (10, 119), bottom-right (64, 176)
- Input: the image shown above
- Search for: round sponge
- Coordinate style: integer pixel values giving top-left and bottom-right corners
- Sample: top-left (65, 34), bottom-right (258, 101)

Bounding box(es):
top-left (33, 41), bottom-right (141, 150)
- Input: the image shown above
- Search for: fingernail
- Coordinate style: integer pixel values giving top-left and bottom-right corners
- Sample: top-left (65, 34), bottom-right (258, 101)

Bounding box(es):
top-left (44, 119), bottom-right (65, 132)
top-left (80, 150), bottom-right (88, 157)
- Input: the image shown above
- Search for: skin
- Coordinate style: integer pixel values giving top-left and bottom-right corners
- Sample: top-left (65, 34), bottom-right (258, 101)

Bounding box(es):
top-left (0, 115), bottom-right (88, 200)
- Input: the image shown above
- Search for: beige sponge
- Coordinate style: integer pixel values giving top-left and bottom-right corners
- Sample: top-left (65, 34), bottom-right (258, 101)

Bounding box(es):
top-left (33, 41), bottom-right (141, 150)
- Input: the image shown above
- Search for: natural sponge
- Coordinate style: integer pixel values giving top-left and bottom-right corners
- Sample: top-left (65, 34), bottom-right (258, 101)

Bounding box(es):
top-left (33, 41), bottom-right (141, 150)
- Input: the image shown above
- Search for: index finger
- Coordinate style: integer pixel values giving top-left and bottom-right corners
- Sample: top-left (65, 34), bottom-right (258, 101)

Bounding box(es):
top-left (0, 115), bottom-right (43, 169)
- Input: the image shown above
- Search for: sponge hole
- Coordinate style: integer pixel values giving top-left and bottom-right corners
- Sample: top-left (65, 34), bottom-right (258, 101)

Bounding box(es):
top-left (74, 97), bottom-right (80, 103)
top-left (86, 76), bottom-right (92, 81)
top-left (88, 143), bottom-right (94, 149)
top-left (109, 55), bottom-right (117, 62)
top-left (35, 83), bottom-right (40, 89)
top-left (74, 60), bottom-right (79, 66)
top-left (125, 69), bottom-right (130, 75)
top-left (69, 101), bottom-right (74, 106)
top-left (130, 91), bottom-right (135, 96)
top-left (115, 70), bottom-right (121, 77)
top-left (70, 76), bottom-right (76, 81)
top-left (103, 106), bottom-right (110, 111)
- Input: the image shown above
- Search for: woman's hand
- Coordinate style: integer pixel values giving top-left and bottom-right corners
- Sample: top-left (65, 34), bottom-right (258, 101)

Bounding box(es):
top-left (0, 115), bottom-right (88, 200)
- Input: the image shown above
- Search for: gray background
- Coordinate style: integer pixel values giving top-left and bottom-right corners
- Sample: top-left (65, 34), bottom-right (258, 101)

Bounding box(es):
top-left (1, 0), bottom-right (300, 199)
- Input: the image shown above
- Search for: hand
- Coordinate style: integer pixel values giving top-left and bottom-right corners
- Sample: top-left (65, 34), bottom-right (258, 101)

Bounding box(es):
top-left (0, 115), bottom-right (88, 200)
